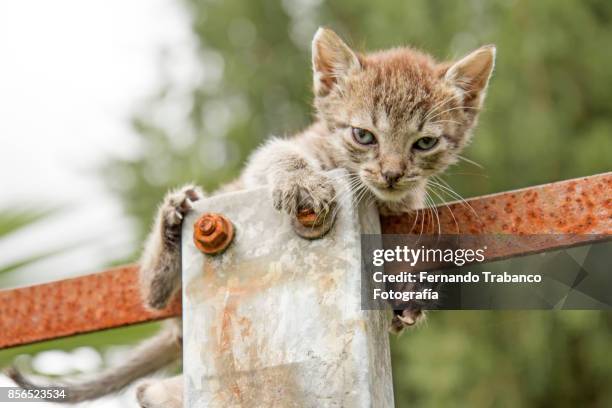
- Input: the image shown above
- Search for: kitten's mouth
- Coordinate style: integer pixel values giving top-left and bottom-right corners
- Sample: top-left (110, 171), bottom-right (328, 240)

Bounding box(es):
top-left (358, 173), bottom-right (420, 203)
top-left (364, 176), bottom-right (422, 202)
top-left (368, 184), bottom-right (410, 202)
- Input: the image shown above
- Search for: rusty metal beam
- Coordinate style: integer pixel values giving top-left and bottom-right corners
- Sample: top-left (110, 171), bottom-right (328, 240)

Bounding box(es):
top-left (0, 172), bottom-right (610, 349)
top-left (382, 172), bottom-right (611, 235)
top-left (0, 265), bottom-right (181, 349)
top-left (381, 172), bottom-right (611, 261)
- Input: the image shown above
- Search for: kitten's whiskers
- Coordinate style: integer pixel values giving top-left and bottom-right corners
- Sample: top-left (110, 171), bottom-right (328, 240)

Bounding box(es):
top-left (426, 180), bottom-right (460, 234)
top-left (456, 155), bottom-right (484, 169)
top-left (424, 191), bottom-right (441, 237)
top-left (429, 177), bottom-right (481, 223)
top-left (427, 106), bottom-right (480, 122)
top-left (422, 95), bottom-right (456, 123)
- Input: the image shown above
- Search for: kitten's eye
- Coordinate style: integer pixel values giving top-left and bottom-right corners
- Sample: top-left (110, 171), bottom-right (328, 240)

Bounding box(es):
top-left (413, 137), bottom-right (439, 151)
top-left (351, 127), bottom-right (377, 145)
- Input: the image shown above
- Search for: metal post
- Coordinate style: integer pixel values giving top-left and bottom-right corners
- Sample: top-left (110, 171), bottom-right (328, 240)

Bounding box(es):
top-left (181, 172), bottom-right (394, 407)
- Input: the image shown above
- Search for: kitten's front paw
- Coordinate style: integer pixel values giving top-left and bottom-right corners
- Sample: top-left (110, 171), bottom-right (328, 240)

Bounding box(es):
top-left (272, 172), bottom-right (336, 218)
top-left (272, 172), bottom-right (337, 239)
top-left (141, 185), bottom-right (204, 311)
top-left (160, 185), bottom-right (204, 240)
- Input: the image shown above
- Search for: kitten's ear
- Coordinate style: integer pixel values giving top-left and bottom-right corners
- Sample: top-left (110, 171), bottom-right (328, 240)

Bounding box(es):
top-left (444, 45), bottom-right (496, 107)
top-left (312, 27), bottom-right (361, 97)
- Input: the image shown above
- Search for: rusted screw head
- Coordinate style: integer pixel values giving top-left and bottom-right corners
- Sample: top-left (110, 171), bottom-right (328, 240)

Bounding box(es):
top-left (193, 213), bottom-right (234, 255)
top-left (292, 206), bottom-right (336, 240)
top-left (199, 218), bottom-right (215, 236)
top-left (296, 208), bottom-right (322, 228)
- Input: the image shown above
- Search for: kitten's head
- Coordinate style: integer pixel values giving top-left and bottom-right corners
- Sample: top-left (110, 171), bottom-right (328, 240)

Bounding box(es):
top-left (311, 28), bottom-right (495, 204)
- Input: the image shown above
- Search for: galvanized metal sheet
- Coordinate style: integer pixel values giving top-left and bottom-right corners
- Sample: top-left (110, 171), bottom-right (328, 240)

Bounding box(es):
top-left (181, 174), bottom-right (394, 407)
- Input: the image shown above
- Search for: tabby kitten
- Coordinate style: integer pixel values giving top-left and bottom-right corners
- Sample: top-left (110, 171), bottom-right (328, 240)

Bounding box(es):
top-left (7, 28), bottom-right (495, 408)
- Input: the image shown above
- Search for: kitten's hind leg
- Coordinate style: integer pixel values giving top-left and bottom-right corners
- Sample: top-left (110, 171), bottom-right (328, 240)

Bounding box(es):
top-left (136, 375), bottom-right (183, 408)
top-left (140, 184), bottom-right (204, 310)
top-left (390, 308), bottom-right (425, 334)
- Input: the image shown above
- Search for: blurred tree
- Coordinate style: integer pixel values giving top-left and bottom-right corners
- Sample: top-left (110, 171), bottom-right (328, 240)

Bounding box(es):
top-left (103, 0), bottom-right (612, 406)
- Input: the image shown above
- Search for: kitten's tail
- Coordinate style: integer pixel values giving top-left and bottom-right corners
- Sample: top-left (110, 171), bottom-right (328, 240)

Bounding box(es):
top-left (4, 325), bottom-right (181, 404)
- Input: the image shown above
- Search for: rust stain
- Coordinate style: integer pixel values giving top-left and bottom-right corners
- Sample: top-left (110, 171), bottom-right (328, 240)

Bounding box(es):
top-left (198, 259), bottom-right (304, 406)
top-left (238, 316), bottom-right (253, 338)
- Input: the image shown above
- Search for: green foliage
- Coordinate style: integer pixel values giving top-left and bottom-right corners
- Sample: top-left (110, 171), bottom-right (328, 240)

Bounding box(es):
top-left (0, 207), bottom-right (62, 279)
top-left (102, 0), bottom-right (612, 406)
top-left (0, 208), bottom-right (55, 237)
top-left (392, 311), bottom-right (612, 407)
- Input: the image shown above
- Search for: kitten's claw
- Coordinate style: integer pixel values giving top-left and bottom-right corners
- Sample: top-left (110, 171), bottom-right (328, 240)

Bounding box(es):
top-left (272, 172), bottom-right (337, 238)
top-left (272, 172), bottom-right (336, 217)
top-left (390, 309), bottom-right (424, 334)
top-left (161, 185), bottom-right (204, 229)
top-left (184, 188), bottom-right (202, 202)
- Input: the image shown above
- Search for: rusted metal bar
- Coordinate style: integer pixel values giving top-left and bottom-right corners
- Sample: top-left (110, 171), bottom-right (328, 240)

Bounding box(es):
top-left (0, 265), bottom-right (181, 349)
top-left (0, 172), bottom-right (609, 349)
top-left (382, 172), bottom-right (611, 235)
top-left (382, 172), bottom-right (611, 261)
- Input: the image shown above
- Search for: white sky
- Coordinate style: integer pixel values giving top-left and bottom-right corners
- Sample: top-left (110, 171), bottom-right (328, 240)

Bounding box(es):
top-left (0, 2), bottom-right (198, 406)
top-left (0, 0), bottom-right (199, 288)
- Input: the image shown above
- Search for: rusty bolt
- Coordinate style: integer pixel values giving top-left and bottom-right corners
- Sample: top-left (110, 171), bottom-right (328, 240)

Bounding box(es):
top-left (293, 207), bottom-right (336, 240)
top-left (193, 213), bottom-right (234, 255)
top-left (296, 208), bottom-right (322, 228)
top-left (200, 218), bottom-right (215, 235)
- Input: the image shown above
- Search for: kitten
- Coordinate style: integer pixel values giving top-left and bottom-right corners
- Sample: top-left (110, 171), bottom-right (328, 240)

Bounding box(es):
top-left (6, 28), bottom-right (495, 407)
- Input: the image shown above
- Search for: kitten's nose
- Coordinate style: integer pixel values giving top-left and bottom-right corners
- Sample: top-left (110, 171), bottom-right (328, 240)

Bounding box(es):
top-left (383, 170), bottom-right (403, 187)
